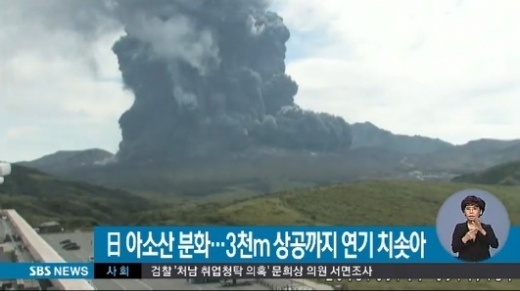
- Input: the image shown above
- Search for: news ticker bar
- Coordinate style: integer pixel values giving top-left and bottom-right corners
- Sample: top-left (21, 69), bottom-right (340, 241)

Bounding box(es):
top-left (3, 263), bottom-right (520, 280)
top-left (95, 263), bottom-right (520, 279)
top-left (327, 278), bottom-right (514, 282)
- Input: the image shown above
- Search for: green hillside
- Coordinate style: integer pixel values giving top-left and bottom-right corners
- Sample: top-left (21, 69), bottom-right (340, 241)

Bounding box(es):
top-left (17, 148), bottom-right (114, 173)
top-left (141, 180), bottom-right (520, 226)
top-left (19, 139), bottom-right (520, 197)
top-left (0, 164), bottom-right (168, 228)
top-left (351, 122), bottom-right (454, 154)
top-left (452, 160), bottom-right (520, 186)
top-left (25, 149), bottom-right (408, 197)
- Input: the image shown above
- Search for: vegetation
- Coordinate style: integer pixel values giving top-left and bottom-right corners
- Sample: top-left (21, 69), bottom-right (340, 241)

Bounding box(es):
top-left (350, 122), bottom-right (453, 154)
top-left (4, 162), bottom-right (518, 221)
top-left (0, 164), bottom-right (170, 228)
top-left (18, 137), bottom-right (520, 197)
top-left (17, 148), bottom-right (113, 173)
top-left (134, 180), bottom-right (520, 226)
top-left (453, 160), bottom-right (520, 186)
top-left (21, 149), bottom-right (408, 196)
top-left (3, 163), bottom-right (519, 228)
top-left (411, 139), bottom-right (520, 173)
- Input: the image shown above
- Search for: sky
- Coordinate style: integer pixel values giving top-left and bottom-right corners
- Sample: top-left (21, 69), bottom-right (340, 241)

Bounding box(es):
top-left (2, 0), bottom-right (520, 162)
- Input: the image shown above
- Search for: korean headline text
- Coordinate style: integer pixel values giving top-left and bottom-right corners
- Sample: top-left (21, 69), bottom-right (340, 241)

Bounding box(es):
top-left (94, 226), bottom-right (430, 263)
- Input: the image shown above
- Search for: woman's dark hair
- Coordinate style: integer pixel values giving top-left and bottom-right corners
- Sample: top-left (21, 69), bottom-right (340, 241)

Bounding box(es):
top-left (461, 195), bottom-right (486, 215)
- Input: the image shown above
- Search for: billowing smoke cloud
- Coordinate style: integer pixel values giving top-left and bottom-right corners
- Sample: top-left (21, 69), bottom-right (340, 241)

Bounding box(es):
top-left (110, 0), bottom-right (352, 161)
top-left (6, 0), bottom-right (352, 161)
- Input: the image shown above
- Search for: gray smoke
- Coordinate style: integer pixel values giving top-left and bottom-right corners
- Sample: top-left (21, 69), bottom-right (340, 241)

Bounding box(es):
top-left (5, 0), bottom-right (353, 161)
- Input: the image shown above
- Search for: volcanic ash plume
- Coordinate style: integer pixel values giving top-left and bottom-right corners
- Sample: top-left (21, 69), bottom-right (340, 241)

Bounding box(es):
top-left (6, 0), bottom-right (352, 161)
top-left (111, 0), bottom-right (352, 161)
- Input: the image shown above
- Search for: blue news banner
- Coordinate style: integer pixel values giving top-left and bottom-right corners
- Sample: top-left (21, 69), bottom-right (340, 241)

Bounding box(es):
top-left (3, 226), bottom-right (519, 280)
top-left (88, 226), bottom-right (520, 279)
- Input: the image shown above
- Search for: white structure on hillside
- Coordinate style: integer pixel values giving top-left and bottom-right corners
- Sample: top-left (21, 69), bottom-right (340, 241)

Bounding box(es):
top-left (0, 162), bottom-right (11, 184)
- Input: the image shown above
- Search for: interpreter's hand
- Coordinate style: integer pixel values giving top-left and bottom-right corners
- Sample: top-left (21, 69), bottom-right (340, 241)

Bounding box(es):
top-left (473, 219), bottom-right (482, 230)
top-left (474, 219), bottom-right (487, 235)
top-left (462, 230), bottom-right (477, 243)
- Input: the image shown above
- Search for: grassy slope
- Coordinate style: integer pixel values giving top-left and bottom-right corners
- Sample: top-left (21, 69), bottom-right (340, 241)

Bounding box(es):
top-left (453, 161), bottom-right (520, 186)
top-left (21, 149), bottom-right (409, 196)
top-left (145, 180), bottom-right (520, 226)
top-left (0, 165), bottom-right (169, 228)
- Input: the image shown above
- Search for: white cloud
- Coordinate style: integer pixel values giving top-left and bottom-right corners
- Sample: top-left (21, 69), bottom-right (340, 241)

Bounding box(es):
top-left (2, 0), bottom-right (520, 162)
top-left (0, 23), bottom-right (131, 162)
top-left (277, 0), bottom-right (520, 143)
top-left (5, 126), bottom-right (44, 141)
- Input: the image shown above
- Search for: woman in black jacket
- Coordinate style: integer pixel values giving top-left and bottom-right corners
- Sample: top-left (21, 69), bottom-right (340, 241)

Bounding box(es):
top-left (451, 195), bottom-right (499, 262)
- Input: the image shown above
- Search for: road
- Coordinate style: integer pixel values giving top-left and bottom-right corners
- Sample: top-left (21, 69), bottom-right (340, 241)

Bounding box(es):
top-left (0, 219), bottom-right (6, 242)
top-left (41, 232), bottom-right (277, 290)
